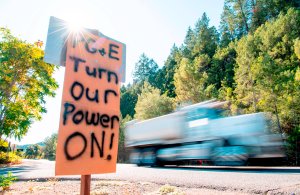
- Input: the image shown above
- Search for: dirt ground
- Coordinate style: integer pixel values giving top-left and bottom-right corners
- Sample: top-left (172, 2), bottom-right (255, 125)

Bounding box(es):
top-left (1, 179), bottom-right (252, 195)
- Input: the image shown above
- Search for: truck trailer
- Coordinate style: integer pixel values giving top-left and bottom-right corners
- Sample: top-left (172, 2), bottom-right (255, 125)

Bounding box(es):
top-left (125, 100), bottom-right (286, 166)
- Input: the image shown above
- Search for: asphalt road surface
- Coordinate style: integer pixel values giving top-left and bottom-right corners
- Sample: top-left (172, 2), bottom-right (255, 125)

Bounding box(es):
top-left (1, 159), bottom-right (300, 194)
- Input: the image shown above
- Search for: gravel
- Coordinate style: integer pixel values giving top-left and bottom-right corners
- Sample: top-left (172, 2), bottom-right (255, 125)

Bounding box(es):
top-left (3, 179), bottom-right (253, 195)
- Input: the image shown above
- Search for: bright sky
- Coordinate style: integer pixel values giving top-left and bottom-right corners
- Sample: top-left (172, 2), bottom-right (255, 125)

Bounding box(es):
top-left (0, 0), bottom-right (224, 145)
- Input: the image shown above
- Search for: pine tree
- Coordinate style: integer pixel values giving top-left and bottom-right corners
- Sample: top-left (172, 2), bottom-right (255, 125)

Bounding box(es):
top-left (133, 53), bottom-right (159, 86)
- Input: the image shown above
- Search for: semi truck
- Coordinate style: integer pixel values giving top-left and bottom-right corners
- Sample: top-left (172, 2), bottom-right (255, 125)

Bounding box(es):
top-left (125, 100), bottom-right (286, 166)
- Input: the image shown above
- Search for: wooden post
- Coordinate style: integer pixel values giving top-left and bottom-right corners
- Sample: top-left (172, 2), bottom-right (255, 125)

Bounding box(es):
top-left (80, 175), bottom-right (91, 195)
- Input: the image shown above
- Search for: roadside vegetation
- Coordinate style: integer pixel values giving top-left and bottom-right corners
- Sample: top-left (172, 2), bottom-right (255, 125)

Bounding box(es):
top-left (24, 144), bottom-right (43, 159)
top-left (0, 1), bottom-right (299, 166)
top-left (0, 172), bottom-right (17, 191)
top-left (120, 1), bottom-right (300, 165)
top-left (0, 140), bottom-right (19, 192)
top-left (0, 139), bottom-right (21, 165)
top-left (0, 24), bottom-right (58, 191)
top-left (0, 27), bottom-right (58, 149)
top-left (42, 133), bottom-right (57, 160)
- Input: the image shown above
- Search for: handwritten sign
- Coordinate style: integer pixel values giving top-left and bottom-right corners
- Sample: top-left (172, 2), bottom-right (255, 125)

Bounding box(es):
top-left (55, 31), bottom-right (125, 175)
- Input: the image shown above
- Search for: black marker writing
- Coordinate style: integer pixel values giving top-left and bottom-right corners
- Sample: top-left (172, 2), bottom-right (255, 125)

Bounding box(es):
top-left (86, 88), bottom-right (99, 103)
top-left (85, 38), bottom-right (97, 54)
top-left (71, 81), bottom-right (84, 101)
top-left (70, 81), bottom-right (99, 103)
top-left (104, 89), bottom-right (118, 104)
top-left (63, 102), bottom-right (75, 125)
top-left (108, 71), bottom-right (118, 84)
top-left (109, 44), bottom-right (119, 61)
top-left (91, 131), bottom-right (105, 158)
top-left (69, 56), bottom-right (86, 72)
top-left (62, 102), bottom-right (119, 129)
top-left (64, 131), bottom-right (87, 160)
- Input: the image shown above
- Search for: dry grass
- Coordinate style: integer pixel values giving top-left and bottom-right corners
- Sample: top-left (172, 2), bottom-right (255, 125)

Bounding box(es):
top-left (159, 184), bottom-right (185, 195)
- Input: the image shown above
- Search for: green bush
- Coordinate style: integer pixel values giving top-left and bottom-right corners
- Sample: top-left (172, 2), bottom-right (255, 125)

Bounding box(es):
top-left (0, 151), bottom-right (21, 164)
top-left (0, 172), bottom-right (17, 191)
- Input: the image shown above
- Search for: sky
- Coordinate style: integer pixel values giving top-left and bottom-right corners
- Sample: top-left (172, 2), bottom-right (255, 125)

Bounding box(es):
top-left (0, 0), bottom-right (224, 145)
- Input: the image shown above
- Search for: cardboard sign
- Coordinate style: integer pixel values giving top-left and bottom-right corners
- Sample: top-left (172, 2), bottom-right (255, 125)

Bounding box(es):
top-left (55, 30), bottom-right (125, 175)
top-left (44, 16), bottom-right (126, 82)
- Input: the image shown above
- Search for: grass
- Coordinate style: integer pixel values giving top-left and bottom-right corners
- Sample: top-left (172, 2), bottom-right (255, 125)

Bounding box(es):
top-left (159, 184), bottom-right (185, 195)
top-left (95, 180), bottom-right (128, 187)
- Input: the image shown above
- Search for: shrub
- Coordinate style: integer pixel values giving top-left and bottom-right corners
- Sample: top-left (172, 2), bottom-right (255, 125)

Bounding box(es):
top-left (0, 139), bottom-right (9, 152)
top-left (0, 152), bottom-right (21, 164)
top-left (0, 172), bottom-right (17, 191)
top-left (159, 185), bottom-right (176, 194)
top-left (159, 184), bottom-right (184, 195)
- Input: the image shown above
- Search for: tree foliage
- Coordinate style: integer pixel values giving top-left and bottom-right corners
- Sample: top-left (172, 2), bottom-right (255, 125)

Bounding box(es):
top-left (219, 0), bottom-right (299, 46)
top-left (135, 82), bottom-right (174, 120)
top-left (174, 56), bottom-right (215, 103)
top-left (25, 144), bottom-right (41, 159)
top-left (43, 133), bottom-right (57, 160)
top-left (120, 84), bottom-right (140, 118)
top-left (160, 45), bottom-right (180, 97)
top-left (174, 13), bottom-right (219, 103)
top-left (234, 9), bottom-right (300, 131)
top-left (0, 28), bottom-right (58, 140)
top-left (119, 3), bottom-right (300, 164)
top-left (133, 53), bottom-right (159, 87)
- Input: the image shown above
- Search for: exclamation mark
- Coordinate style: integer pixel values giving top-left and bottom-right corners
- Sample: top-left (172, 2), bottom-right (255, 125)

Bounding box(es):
top-left (107, 133), bottom-right (114, 160)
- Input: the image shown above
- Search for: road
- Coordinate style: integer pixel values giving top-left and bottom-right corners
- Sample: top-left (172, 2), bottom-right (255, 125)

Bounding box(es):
top-left (1, 159), bottom-right (300, 194)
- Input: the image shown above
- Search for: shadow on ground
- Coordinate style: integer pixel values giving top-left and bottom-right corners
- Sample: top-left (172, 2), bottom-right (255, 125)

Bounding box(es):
top-left (149, 165), bottom-right (300, 174)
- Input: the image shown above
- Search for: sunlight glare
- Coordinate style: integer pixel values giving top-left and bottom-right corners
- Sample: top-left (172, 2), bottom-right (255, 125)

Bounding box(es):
top-left (67, 21), bottom-right (83, 33)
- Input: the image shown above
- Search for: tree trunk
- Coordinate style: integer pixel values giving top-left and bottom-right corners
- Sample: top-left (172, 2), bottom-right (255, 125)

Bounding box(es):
top-left (238, 0), bottom-right (249, 33)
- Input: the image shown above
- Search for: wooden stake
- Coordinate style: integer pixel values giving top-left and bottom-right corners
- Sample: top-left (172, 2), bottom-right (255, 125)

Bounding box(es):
top-left (80, 175), bottom-right (91, 195)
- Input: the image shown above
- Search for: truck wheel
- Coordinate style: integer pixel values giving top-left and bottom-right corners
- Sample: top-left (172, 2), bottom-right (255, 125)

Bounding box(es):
top-left (212, 146), bottom-right (248, 166)
top-left (141, 149), bottom-right (157, 166)
top-left (129, 149), bottom-right (143, 166)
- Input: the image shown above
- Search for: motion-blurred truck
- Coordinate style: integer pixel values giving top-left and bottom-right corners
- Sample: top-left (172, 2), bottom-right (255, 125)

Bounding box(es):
top-left (125, 100), bottom-right (286, 166)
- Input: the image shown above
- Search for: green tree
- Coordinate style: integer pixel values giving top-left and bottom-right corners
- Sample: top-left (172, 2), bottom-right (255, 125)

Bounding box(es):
top-left (174, 56), bottom-right (217, 103)
top-left (220, 0), bottom-right (251, 41)
top-left (133, 53), bottom-right (159, 87)
top-left (154, 45), bottom-right (180, 98)
top-left (234, 35), bottom-right (258, 113)
top-left (24, 146), bottom-right (34, 158)
top-left (25, 144), bottom-right (41, 159)
top-left (250, 0), bottom-right (300, 31)
top-left (219, 0), bottom-right (300, 45)
top-left (135, 82), bottom-right (174, 120)
top-left (209, 42), bottom-right (237, 91)
top-left (0, 28), bottom-right (58, 140)
top-left (193, 13), bottom-right (219, 58)
top-left (120, 83), bottom-right (142, 118)
top-left (174, 13), bottom-right (219, 103)
top-left (43, 133), bottom-right (57, 160)
top-left (234, 8), bottom-right (300, 131)
top-left (219, 1), bottom-right (239, 47)
top-left (181, 27), bottom-right (196, 59)
top-left (122, 54), bottom-right (160, 118)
